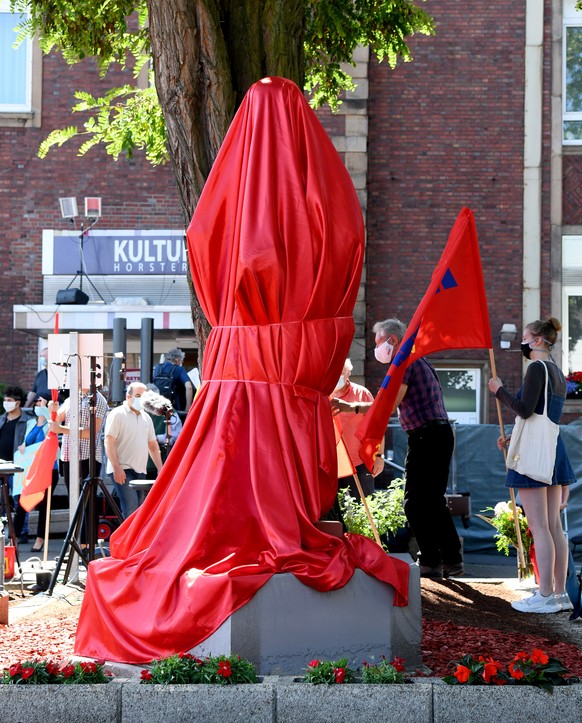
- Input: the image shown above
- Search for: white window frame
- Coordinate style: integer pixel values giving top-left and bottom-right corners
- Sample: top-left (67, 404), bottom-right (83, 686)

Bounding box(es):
top-left (0, 1), bottom-right (41, 127)
top-left (433, 364), bottom-right (483, 425)
top-left (564, 1), bottom-right (582, 144)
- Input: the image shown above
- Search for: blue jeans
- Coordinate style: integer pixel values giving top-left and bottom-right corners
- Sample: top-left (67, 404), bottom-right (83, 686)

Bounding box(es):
top-left (112, 469), bottom-right (146, 519)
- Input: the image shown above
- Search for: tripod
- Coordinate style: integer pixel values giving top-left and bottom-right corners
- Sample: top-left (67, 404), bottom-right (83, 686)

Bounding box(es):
top-left (48, 356), bottom-right (123, 595)
top-left (64, 221), bottom-right (105, 302)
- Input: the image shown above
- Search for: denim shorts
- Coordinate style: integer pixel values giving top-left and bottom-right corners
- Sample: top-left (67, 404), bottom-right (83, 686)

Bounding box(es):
top-left (506, 469), bottom-right (569, 489)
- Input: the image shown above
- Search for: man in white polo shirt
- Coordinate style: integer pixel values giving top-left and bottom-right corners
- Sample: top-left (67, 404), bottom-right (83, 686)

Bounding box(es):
top-left (104, 381), bottom-right (164, 518)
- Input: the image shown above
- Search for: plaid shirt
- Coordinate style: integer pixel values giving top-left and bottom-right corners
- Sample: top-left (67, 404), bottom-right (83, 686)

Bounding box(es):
top-left (398, 358), bottom-right (448, 432)
top-left (60, 392), bottom-right (108, 462)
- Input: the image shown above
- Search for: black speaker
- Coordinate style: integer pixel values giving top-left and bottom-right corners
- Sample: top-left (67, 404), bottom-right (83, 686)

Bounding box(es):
top-left (56, 288), bottom-right (89, 305)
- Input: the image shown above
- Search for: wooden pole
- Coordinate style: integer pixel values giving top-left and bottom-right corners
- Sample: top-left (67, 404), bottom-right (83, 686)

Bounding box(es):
top-left (489, 348), bottom-right (527, 572)
top-left (351, 471), bottom-right (383, 548)
top-left (42, 485), bottom-right (52, 567)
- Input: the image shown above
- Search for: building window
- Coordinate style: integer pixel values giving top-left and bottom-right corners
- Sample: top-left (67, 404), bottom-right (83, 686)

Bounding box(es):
top-left (562, 236), bottom-right (582, 371)
top-left (0, 1), bottom-right (41, 127)
top-left (564, 1), bottom-right (582, 143)
top-left (435, 367), bottom-right (482, 425)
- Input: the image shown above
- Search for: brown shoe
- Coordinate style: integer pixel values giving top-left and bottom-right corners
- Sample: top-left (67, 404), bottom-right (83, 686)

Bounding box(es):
top-left (443, 563), bottom-right (464, 578)
top-left (419, 564), bottom-right (443, 579)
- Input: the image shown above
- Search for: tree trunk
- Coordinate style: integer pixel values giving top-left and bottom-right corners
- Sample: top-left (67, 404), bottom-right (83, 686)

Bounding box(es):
top-left (147, 0), bottom-right (304, 365)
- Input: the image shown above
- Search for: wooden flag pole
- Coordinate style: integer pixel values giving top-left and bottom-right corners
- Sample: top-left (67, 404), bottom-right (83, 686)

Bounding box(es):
top-left (42, 486), bottom-right (52, 566)
top-left (489, 348), bottom-right (527, 573)
top-left (351, 470), bottom-right (383, 548)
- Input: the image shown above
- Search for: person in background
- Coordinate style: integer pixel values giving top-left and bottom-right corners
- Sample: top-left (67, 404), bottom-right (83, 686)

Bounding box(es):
top-left (331, 358), bottom-right (384, 499)
top-left (331, 318), bottom-right (463, 580)
top-left (152, 348), bottom-right (194, 414)
top-left (104, 382), bottom-right (164, 518)
top-left (15, 397), bottom-right (60, 553)
top-left (489, 317), bottom-right (575, 614)
top-left (0, 385), bottom-right (33, 544)
top-left (26, 347), bottom-right (51, 406)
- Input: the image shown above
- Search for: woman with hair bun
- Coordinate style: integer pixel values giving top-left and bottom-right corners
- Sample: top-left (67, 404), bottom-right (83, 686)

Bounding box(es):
top-left (489, 317), bottom-right (575, 614)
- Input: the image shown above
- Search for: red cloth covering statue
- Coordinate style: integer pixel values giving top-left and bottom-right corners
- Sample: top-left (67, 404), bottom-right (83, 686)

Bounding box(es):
top-left (74, 77), bottom-right (409, 664)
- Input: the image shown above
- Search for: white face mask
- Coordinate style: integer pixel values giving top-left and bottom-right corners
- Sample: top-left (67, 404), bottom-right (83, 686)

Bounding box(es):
top-left (374, 340), bottom-right (394, 365)
top-left (39, 356), bottom-right (47, 368)
top-left (3, 401), bottom-right (17, 413)
top-left (35, 406), bottom-right (51, 420)
top-left (335, 375), bottom-right (346, 391)
top-left (131, 396), bottom-right (144, 411)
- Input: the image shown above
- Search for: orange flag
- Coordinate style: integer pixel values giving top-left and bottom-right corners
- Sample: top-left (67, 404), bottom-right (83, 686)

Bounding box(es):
top-left (357, 208), bottom-right (492, 470)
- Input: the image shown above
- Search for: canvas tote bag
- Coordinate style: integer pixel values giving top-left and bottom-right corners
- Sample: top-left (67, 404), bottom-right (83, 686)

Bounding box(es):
top-left (506, 361), bottom-right (559, 484)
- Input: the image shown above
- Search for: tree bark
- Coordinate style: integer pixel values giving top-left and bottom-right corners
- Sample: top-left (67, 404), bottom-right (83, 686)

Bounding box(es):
top-left (147, 0), bottom-right (304, 364)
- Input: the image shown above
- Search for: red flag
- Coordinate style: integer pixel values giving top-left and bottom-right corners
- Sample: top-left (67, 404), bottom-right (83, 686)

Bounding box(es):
top-left (357, 208), bottom-right (492, 470)
top-left (20, 312), bottom-right (60, 511)
top-left (333, 416), bottom-right (356, 478)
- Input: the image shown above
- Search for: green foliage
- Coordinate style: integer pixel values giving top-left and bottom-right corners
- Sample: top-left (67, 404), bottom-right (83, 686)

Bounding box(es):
top-left (338, 478), bottom-right (407, 550)
top-left (140, 653), bottom-right (258, 685)
top-left (361, 656), bottom-right (406, 684)
top-left (10, 0), bottom-right (434, 161)
top-left (303, 657), bottom-right (355, 685)
top-left (305, 0), bottom-right (435, 110)
top-left (38, 84), bottom-right (168, 165)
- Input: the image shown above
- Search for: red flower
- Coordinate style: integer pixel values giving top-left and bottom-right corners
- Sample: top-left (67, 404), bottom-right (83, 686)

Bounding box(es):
top-left (61, 664), bottom-right (75, 678)
top-left (513, 651), bottom-right (528, 662)
top-left (80, 662), bottom-right (97, 674)
top-left (140, 669), bottom-right (153, 681)
top-left (9, 663), bottom-right (22, 677)
top-left (334, 667), bottom-right (346, 684)
top-left (391, 656), bottom-right (406, 673)
top-left (508, 662), bottom-right (525, 680)
top-left (21, 667), bottom-right (35, 680)
top-left (217, 660), bottom-right (232, 678)
top-left (530, 649), bottom-right (549, 665)
top-left (483, 662), bottom-right (499, 683)
top-left (179, 652), bottom-right (194, 659)
top-left (454, 665), bottom-right (471, 683)
top-left (46, 662), bottom-right (60, 676)
top-left (308, 659), bottom-right (320, 668)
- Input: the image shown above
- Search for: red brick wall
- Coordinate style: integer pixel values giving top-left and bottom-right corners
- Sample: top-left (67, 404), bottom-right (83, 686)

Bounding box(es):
top-left (364, 1), bottom-right (552, 423)
top-left (0, 53), bottom-right (184, 391)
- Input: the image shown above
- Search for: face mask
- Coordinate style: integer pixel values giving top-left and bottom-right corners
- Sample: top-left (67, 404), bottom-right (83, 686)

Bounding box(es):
top-left (374, 340), bottom-right (394, 364)
top-left (39, 357), bottom-right (47, 368)
top-left (520, 342), bottom-right (532, 360)
top-left (35, 406), bottom-right (51, 420)
top-left (131, 396), bottom-right (144, 411)
top-left (335, 376), bottom-right (346, 391)
top-left (3, 401), bottom-right (17, 413)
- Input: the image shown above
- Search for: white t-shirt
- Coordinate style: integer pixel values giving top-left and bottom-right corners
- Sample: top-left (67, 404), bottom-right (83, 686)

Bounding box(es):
top-left (105, 402), bottom-right (157, 475)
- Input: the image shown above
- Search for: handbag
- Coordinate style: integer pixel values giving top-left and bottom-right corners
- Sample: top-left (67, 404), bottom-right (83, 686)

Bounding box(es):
top-left (506, 361), bottom-right (559, 484)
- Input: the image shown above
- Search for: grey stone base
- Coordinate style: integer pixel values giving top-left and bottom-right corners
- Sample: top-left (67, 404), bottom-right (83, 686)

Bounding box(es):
top-left (189, 553), bottom-right (421, 675)
top-left (2, 679), bottom-right (582, 723)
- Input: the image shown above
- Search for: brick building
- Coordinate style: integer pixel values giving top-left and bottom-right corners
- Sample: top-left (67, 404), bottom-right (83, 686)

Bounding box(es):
top-left (1, 0), bottom-right (582, 424)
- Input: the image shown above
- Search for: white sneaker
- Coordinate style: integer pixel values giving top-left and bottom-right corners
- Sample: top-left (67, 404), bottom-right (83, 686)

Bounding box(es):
top-left (511, 591), bottom-right (561, 614)
top-left (555, 592), bottom-right (574, 612)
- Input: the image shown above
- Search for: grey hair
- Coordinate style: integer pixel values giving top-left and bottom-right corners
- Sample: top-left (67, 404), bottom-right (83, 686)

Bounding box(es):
top-left (372, 319), bottom-right (407, 341)
top-left (343, 358), bottom-right (354, 372)
top-left (165, 347), bottom-right (185, 362)
top-left (127, 381), bottom-right (147, 396)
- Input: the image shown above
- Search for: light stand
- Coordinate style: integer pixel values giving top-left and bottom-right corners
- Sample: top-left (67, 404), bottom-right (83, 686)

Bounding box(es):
top-left (48, 356), bottom-right (123, 595)
top-left (56, 196), bottom-right (105, 304)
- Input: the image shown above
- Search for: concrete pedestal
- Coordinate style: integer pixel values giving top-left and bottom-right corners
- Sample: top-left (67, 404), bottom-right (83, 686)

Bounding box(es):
top-left (190, 553), bottom-right (420, 675)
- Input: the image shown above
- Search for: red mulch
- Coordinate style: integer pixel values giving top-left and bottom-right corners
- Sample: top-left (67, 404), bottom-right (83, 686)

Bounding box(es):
top-left (1, 578), bottom-right (582, 677)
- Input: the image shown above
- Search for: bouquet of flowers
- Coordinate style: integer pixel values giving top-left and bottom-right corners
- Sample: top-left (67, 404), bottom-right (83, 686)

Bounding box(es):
top-left (478, 500), bottom-right (532, 557)
top-left (566, 371), bottom-right (582, 398)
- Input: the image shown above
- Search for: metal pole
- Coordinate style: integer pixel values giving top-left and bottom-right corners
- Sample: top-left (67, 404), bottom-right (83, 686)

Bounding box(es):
top-left (140, 318), bottom-right (154, 383)
top-left (111, 318), bottom-right (127, 403)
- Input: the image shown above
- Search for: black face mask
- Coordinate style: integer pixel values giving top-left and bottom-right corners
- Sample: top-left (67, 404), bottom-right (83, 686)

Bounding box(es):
top-left (520, 342), bottom-right (532, 359)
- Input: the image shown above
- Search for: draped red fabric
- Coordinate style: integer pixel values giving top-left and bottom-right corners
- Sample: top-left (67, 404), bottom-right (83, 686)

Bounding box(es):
top-left (74, 77), bottom-right (409, 664)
